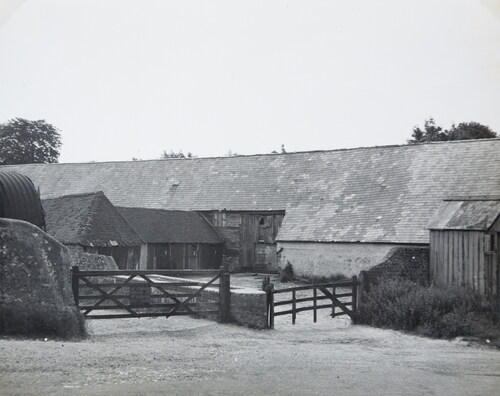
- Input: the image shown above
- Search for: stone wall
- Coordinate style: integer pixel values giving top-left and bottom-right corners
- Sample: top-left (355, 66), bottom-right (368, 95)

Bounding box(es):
top-left (67, 245), bottom-right (119, 271)
top-left (364, 246), bottom-right (430, 285)
top-left (277, 242), bottom-right (406, 279)
top-left (0, 218), bottom-right (85, 337)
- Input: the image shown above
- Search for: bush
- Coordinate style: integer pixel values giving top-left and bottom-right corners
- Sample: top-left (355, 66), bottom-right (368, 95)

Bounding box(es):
top-left (355, 277), bottom-right (495, 338)
top-left (279, 262), bottom-right (294, 282)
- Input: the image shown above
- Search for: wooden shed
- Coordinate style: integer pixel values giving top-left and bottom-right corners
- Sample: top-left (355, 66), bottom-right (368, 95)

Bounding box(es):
top-left (428, 198), bottom-right (500, 308)
top-left (117, 207), bottom-right (224, 270)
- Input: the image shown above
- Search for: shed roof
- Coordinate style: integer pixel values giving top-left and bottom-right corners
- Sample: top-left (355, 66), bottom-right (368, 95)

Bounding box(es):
top-left (4, 139), bottom-right (500, 244)
top-left (117, 206), bottom-right (223, 244)
top-left (42, 192), bottom-right (144, 247)
top-left (428, 199), bottom-right (500, 231)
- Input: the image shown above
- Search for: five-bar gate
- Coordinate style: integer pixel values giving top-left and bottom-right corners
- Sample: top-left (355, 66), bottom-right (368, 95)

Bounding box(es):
top-left (264, 276), bottom-right (359, 328)
top-left (71, 266), bottom-right (231, 322)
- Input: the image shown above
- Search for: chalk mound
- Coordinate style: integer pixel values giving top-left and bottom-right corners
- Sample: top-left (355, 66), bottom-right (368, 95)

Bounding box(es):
top-left (0, 218), bottom-right (85, 338)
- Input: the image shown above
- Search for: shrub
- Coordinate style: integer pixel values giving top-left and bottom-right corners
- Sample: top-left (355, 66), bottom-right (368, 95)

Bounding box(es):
top-left (279, 262), bottom-right (294, 282)
top-left (355, 277), bottom-right (495, 339)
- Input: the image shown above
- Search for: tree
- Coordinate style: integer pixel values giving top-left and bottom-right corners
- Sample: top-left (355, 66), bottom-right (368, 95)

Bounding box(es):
top-left (408, 118), bottom-right (447, 144)
top-left (160, 150), bottom-right (194, 159)
top-left (447, 122), bottom-right (497, 141)
top-left (408, 118), bottom-right (497, 144)
top-left (0, 118), bottom-right (62, 164)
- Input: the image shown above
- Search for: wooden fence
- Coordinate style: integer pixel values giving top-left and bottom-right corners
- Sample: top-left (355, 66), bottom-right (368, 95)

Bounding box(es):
top-left (71, 266), bottom-right (231, 322)
top-left (264, 276), bottom-right (359, 328)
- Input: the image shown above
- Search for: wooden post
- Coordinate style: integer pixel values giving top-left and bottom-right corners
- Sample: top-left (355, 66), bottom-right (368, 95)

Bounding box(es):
top-left (292, 290), bottom-right (296, 325)
top-left (331, 286), bottom-right (336, 318)
top-left (219, 266), bottom-right (230, 323)
top-left (351, 275), bottom-right (358, 316)
top-left (71, 266), bottom-right (80, 307)
top-left (268, 287), bottom-right (275, 329)
top-left (358, 271), bottom-right (369, 314)
top-left (313, 286), bottom-right (317, 323)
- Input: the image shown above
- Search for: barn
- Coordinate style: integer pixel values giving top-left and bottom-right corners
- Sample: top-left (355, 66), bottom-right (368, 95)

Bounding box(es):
top-left (428, 197), bottom-right (500, 306)
top-left (2, 139), bottom-right (499, 277)
top-left (42, 192), bottom-right (144, 269)
top-left (116, 206), bottom-right (224, 270)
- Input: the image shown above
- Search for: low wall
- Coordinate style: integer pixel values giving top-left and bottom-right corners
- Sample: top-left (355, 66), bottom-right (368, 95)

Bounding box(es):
top-left (68, 246), bottom-right (118, 271)
top-left (277, 242), bottom-right (408, 278)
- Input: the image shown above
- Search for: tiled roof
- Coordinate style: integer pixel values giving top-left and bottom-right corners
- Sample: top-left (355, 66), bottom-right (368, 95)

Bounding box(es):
top-left (5, 139), bottom-right (500, 244)
top-left (428, 199), bottom-right (500, 231)
top-left (116, 206), bottom-right (223, 244)
top-left (42, 192), bottom-right (143, 247)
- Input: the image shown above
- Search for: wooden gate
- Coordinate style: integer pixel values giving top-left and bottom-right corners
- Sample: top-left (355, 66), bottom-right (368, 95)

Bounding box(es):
top-left (71, 266), bottom-right (230, 321)
top-left (264, 276), bottom-right (359, 328)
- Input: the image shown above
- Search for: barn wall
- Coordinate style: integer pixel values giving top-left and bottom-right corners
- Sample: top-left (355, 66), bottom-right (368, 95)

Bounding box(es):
top-left (202, 210), bottom-right (284, 271)
top-left (430, 228), bottom-right (498, 300)
top-left (277, 242), bottom-right (405, 278)
top-left (140, 242), bottom-right (223, 270)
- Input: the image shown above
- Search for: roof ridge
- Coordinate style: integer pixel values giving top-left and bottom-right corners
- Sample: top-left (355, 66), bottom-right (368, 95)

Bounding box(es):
top-left (4, 138), bottom-right (498, 166)
top-left (44, 191), bottom-right (104, 200)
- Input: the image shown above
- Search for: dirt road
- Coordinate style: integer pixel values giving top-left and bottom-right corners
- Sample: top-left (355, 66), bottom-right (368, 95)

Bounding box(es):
top-left (1, 312), bottom-right (499, 396)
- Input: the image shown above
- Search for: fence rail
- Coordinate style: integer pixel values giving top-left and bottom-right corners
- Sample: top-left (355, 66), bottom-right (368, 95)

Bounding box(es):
top-left (71, 266), bottom-right (231, 321)
top-left (265, 276), bottom-right (359, 328)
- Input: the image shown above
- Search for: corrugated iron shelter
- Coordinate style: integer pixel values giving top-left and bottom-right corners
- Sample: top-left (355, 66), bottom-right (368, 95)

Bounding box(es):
top-left (42, 192), bottom-right (144, 269)
top-left (0, 171), bottom-right (45, 230)
top-left (117, 207), bottom-right (224, 270)
top-left (428, 197), bottom-right (500, 309)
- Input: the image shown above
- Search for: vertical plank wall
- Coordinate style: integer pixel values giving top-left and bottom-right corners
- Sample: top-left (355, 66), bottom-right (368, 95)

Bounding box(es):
top-left (430, 230), bottom-right (497, 299)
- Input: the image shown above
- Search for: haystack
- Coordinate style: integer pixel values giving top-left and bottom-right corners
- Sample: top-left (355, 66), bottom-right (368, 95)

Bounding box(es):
top-left (0, 218), bottom-right (85, 338)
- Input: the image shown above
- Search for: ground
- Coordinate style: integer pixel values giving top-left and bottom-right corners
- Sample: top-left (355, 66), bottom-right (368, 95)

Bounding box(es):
top-left (1, 274), bottom-right (499, 395)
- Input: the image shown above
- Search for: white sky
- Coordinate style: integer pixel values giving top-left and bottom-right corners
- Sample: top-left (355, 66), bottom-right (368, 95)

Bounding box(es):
top-left (0, 0), bottom-right (499, 163)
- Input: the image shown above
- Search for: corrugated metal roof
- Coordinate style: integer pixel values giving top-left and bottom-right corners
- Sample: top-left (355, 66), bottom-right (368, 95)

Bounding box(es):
top-left (3, 139), bottom-right (500, 244)
top-left (117, 207), bottom-right (223, 244)
top-left (42, 192), bottom-right (144, 247)
top-left (428, 199), bottom-right (500, 231)
top-left (0, 171), bottom-right (45, 229)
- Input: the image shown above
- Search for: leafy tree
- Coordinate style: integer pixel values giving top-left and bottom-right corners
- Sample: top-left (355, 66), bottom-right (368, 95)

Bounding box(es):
top-left (408, 118), bottom-right (497, 144)
top-left (224, 150), bottom-right (239, 157)
top-left (447, 122), bottom-right (497, 141)
top-left (0, 118), bottom-right (62, 164)
top-left (160, 150), bottom-right (194, 159)
top-left (408, 118), bottom-right (447, 144)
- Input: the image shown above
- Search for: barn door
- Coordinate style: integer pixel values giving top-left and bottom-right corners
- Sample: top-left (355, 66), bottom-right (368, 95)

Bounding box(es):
top-left (240, 214), bottom-right (257, 269)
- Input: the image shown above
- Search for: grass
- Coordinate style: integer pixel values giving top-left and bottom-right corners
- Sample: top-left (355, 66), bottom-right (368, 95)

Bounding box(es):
top-left (355, 277), bottom-right (498, 339)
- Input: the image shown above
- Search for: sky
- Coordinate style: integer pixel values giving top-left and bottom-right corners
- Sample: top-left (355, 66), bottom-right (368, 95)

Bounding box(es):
top-left (0, 0), bottom-right (499, 163)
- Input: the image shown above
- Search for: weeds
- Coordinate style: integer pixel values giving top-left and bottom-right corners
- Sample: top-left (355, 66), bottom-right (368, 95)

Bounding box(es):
top-left (355, 277), bottom-right (496, 339)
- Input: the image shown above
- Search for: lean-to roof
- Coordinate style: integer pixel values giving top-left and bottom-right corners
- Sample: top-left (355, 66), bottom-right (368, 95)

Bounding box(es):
top-left (428, 198), bottom-right (500, 231)
top-left (5, 139), bottom-right (500, 244)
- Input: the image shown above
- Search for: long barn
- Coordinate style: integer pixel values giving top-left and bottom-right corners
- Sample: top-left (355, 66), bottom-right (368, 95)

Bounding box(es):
top-left (2, 139), bottom-right (499, 278)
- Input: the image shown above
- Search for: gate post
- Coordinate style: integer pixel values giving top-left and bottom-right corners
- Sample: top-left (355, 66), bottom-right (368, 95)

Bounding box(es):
top-left (71, 265), bottom-right (80, 306)
top-left (351, 275), bottom-right (358, 314)
top-left (219, 266), bottom-right (230, 323)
